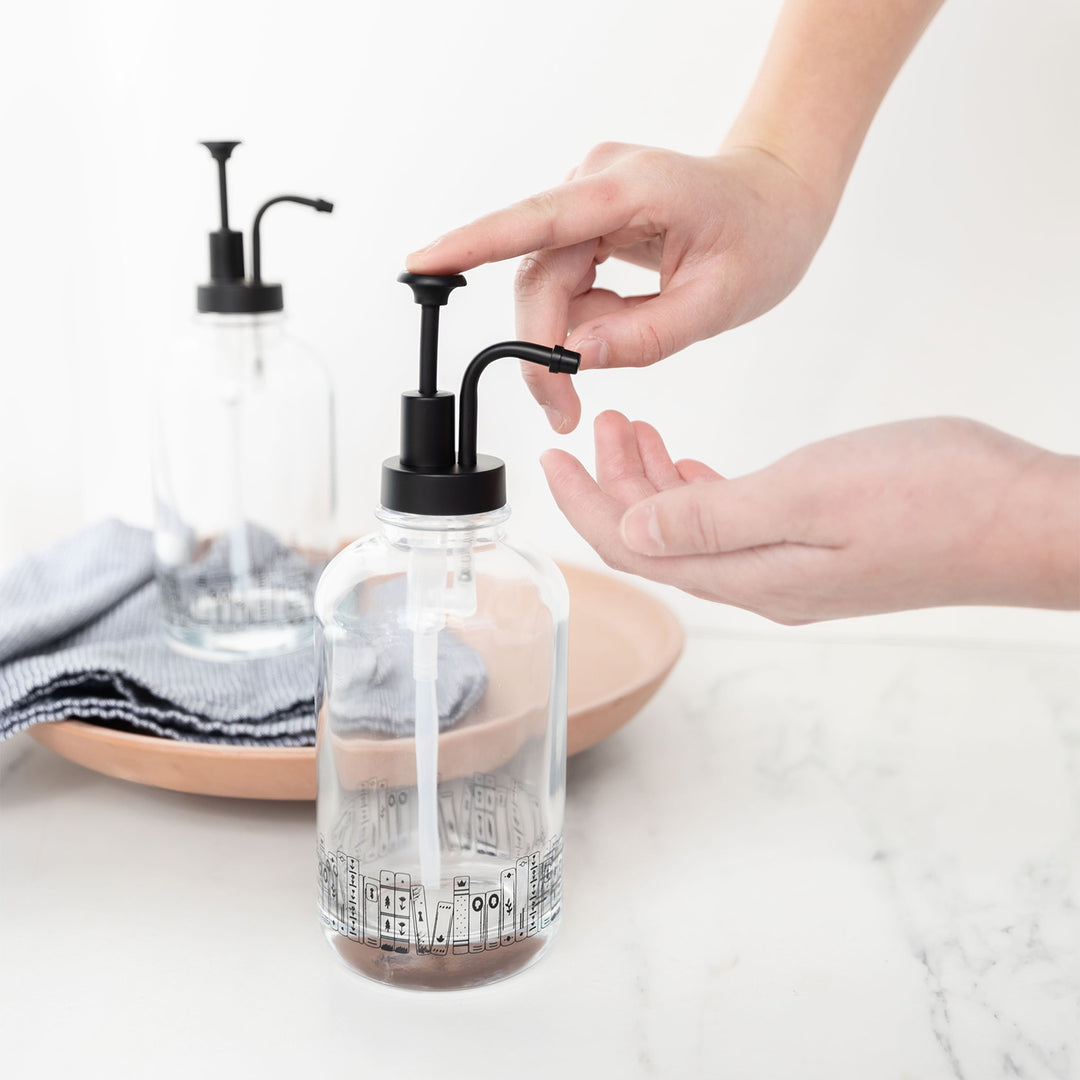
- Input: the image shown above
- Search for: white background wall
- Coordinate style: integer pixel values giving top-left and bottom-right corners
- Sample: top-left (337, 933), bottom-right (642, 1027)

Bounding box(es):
top-left (1, 0), bottom-right (1077, 644)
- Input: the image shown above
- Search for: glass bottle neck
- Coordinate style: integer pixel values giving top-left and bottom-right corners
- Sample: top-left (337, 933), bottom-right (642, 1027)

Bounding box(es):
top-left (375, 504), bottom-right (510, 548)
top-left (195, 311), bottom-right (286, 333)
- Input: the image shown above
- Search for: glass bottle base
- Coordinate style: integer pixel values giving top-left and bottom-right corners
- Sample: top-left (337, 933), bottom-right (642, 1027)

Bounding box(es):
top-left (162, 619), bottom-right (312, 660)
top-left (322, 923), bottom-right (557, 991)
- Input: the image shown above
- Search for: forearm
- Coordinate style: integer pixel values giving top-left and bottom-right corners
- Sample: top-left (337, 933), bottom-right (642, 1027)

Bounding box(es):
top-left (723, 0), bottom-right (945, 211)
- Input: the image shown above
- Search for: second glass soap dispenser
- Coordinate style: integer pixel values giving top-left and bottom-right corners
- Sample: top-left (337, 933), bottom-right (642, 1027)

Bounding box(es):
top-left (153, 140), bottom-right (337, 658)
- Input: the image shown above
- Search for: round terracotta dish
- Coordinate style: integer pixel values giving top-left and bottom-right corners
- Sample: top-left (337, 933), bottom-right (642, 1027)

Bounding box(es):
top-left (28, 564), bottom-right (683, 800)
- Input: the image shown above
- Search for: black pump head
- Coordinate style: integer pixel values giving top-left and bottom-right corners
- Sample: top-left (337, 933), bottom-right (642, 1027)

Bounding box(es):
top-left (200, 141), bottom-right (246, 294)
top-left (398, 273), bottom-right (467, 309)
top-left (399, 272), bottom-right (466, 397)
top-left (381, 272), bottom-right (581, 516)
top-left (196, 140), bottom-right (334, 314)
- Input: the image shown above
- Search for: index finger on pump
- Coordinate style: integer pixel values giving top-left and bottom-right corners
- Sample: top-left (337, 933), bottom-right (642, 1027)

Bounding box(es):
top-left (405, 174), bottom-right (631, 274)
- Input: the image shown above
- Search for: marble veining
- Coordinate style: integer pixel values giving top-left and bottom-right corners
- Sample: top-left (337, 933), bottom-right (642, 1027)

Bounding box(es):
top-left (688, 637), bottom-right (1080, 1079)
top-left (1, 631), bottom-right (1078, 1079)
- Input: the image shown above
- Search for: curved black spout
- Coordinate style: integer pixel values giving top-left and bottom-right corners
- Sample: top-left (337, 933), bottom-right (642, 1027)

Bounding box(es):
top-left (251, 195), bottom-right (334, 283)
top-left (458, 343), bottom-right (580, 469)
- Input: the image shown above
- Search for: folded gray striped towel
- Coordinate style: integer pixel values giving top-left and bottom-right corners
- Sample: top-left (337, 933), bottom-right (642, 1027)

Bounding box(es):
top-left (0, 521), bottom-right (486, 746)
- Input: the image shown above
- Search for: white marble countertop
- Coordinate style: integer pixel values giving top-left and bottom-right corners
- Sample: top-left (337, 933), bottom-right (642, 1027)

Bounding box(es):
top-left (2, 630), bottom-right (1078, 1079)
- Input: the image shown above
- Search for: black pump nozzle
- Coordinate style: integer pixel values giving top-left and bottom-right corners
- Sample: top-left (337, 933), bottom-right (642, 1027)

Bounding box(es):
top-left (200, 141), bottom-right (245, 284)
top-left (196, 141), bottom-right (335, 314)
top-left (382, 272), bottom-right (581, 516)
top-left (398, 272), bottom-right (466, 396)
top-left (394, 273), bottom-right (467, 473)
top-left (202, 141), bottom-right (241, 227)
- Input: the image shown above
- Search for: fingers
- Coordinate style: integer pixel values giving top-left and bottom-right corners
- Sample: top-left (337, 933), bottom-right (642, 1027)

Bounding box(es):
top-left (593, 411), bottom-right (658, 505)
top-left (566, 287), bottom-right (644, 334)
top-left (514, 239), bottom-right (598, 433)
top-left (523, 287), bottom-right (656, 433)
top-left (541, 418), bottom-right (851, 625)
top-left (539, 449), bottom-right (633, 573)
top-left (631, 421), bottom-right (685, 491)
top-left (514, 239), bottom-right (599, 343)
top-left (539, 449), bottom-right (701, 586)
top-left (541, 442), bottom-right (826, 621)
top-left (566, 278), bottom-right (717, 371)
top-left (577, 140), bottom-right (639, 173)
top-left (519, 367), bottom-right (579, 434)
top-left (405, 173), bottom-right (634, 275)
top-left (620, 472), bottom-right (802, 557)
top-left (675, 458), bottom-right (724, 484)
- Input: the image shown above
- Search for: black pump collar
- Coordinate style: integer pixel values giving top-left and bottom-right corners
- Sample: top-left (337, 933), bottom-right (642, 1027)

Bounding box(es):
top-left (381, 272), bottom-right (580, 516)
top-left (381, 454), bottom-right (507, 516)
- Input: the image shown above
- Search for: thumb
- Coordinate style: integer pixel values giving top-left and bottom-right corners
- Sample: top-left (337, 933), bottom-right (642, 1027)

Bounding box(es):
top-left (619, 475), bottom-right (795, 557)
top-left (567, 281), bottom-right (714, 370)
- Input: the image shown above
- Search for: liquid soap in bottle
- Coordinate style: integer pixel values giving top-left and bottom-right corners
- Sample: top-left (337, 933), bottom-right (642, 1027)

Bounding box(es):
top-left (314, 273), bottom-right (580, 989)
top-left (154, 141), bottom-right (337, 658)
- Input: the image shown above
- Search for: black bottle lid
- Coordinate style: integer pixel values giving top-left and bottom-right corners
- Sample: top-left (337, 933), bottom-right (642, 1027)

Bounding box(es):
top-left (381, 273), bottom-right (581, 516)
top-left (196, 141), bottom-right (334, 314)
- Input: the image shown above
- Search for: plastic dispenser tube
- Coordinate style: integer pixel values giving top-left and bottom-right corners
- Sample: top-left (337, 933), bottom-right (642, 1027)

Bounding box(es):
top-left (225, 389), bottom-right (252, 588)
top-left (406, 547), bottom-right (448, 890)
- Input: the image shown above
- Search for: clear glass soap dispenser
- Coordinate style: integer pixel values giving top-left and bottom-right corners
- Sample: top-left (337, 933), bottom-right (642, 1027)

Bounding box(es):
top-left (153, 141), bottom-right (337, 658)
top-left (314, 273), bottom-right (580, 990)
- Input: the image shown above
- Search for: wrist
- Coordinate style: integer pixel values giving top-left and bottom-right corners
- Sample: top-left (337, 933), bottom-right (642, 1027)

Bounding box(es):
top-left (718, 127), bottom-right (850, 221)
top-left (1030, 452), bottom-right (1080, 608)
top-left (984, 450), bottom-right (1080, 610)
top-left (708, 142), bottom-right (839, 257)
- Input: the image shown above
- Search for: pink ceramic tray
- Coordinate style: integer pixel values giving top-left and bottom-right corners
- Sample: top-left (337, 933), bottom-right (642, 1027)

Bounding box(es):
top-left (29, 565), bottom-right (683, 800)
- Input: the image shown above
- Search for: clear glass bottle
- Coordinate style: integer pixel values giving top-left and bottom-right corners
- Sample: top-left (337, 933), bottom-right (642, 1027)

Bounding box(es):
top-left (154, 311), bottom-right (336, 657)
top-left (153, 140), bottom-right (336, 658)
top-left (314, 271), bottom-right (580, 989)
top-left (315, 506), bottom-right (568, 990)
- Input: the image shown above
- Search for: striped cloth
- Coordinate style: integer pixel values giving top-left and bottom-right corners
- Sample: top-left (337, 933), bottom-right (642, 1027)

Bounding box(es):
top-left (0, 521), bottom-right (486, 746)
